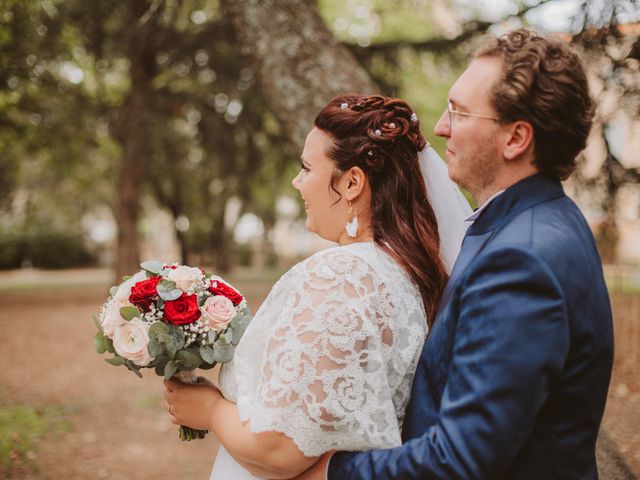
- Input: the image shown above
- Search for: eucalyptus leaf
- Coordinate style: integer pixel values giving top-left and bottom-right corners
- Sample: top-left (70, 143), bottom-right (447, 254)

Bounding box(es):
top-left (208, 330), bottom-right (218, 344)
top-left (131, 368), bottom-right (143, 378)
top-left (222, 328), bottom-right (234, 343)
top-left (105, 336), bottom-right (115, 354)
top-left (105, 357), bottom-right (126, 366)
top-left (164, 360), bottom-right (178, 379)
top-left (126, 360), bottom-right (141, 371)
top-left (155, 362), bottom-right (165, 376)
top-left (212, 343), bottom-right (234, 363)
top-left (200, 346), bottom-right (215, 364)
top-left (93, 331), bottom-right (107, 354)
top-left (119, 306), bottom-right (140, 321)
top-left (157, 280), bottom-right (182, 301)
top-left (168, 325), bottom-right (186, 351)
top-left (140, 260), bottom-right (163, 274)
top-left (148, 338), bottom-right (164, 357)
top-left (149, 321), bottom-right (169, 339)
top-left (176, 350), bottom-right (202, 370)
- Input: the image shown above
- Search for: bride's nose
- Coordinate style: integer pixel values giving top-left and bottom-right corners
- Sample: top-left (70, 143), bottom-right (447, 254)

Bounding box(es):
top-left (292, 171), bottom-right (301, 190)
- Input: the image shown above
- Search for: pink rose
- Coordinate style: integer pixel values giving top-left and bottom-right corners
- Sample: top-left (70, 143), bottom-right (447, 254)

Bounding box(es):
top-left (202, 295), bottom-right (236, 331)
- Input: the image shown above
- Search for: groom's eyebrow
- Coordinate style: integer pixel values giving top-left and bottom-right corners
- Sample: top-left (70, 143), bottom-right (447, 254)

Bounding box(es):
top-left (449, 98), bottom-right (468, 111)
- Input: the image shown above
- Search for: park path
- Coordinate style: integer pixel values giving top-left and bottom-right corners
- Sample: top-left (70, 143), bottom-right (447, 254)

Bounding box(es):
top-left (0, 269), bottom-right (638, 478)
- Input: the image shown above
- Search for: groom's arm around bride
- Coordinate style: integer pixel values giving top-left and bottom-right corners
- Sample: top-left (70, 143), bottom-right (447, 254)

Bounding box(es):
top-left (300, 28), bottom-right (614, 480)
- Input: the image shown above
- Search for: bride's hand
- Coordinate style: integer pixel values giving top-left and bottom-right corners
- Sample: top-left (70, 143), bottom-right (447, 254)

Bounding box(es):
top-left (163, 376), bottom-right (222, 431)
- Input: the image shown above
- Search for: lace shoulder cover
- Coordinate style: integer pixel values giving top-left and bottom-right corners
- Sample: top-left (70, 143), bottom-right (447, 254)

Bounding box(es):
top-left (219, 243), bottom-right (428, 456)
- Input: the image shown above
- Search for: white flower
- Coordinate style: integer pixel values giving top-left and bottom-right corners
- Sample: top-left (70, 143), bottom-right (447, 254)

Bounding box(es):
top-left (113, 318), bottom-right (153, 366)
top-left (167, 265), bottom-right (204, 291)
top-left (114, 271), bottom-right (147, 302)
top-left (100, 271), bottom-right (147, 339)
top-left (202, 295), bottom-right (236, 331)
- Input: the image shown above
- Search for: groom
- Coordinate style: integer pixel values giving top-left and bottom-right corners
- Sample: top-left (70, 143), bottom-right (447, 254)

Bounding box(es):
top-left (298, 29), bottom-right (614, 479)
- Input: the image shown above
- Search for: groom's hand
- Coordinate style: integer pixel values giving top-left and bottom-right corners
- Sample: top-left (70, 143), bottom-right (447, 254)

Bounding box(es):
top-left (163, 377), bottom-right (222, 431)
top-left (291, 451), bottom-right (333, 480)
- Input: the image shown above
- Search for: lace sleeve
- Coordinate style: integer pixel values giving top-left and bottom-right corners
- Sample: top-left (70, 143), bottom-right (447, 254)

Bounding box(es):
top-left (233, 248), bottom-right (405, 457)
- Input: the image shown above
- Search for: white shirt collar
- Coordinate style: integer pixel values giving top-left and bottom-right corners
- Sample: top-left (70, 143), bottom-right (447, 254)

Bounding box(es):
top-left (464, 190), bottom-right (505, 223)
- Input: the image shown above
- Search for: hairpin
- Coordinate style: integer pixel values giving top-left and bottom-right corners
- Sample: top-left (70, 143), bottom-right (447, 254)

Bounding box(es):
top-left (368, 150), bottom-right (373, 156)
top-left (340, 103), bottom-right (348, 109)
top-left (410, 113), bottom-right (418, 123)
top-left (389, 123), bottom-right (396, 128)
top-left (375, 129), bottom-right (382, 136)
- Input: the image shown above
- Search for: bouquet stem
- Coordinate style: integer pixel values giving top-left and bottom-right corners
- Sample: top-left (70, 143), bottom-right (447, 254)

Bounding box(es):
top-left (174, 370), bottom-right (208, 441)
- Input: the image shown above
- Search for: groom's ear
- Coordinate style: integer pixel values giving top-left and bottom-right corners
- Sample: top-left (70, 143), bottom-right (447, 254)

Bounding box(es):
top-left (503, 120), bottom-right (534, 162)
top-left (344, 166), bottom-right (367, 201)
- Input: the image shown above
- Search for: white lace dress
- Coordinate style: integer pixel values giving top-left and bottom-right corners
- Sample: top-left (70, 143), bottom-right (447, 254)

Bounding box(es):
top-left (210, 242), bottom-right (428, 479)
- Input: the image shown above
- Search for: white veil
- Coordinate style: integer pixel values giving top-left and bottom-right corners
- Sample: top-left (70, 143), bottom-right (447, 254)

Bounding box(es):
top-left (418, 145), bottom-right (472, 273)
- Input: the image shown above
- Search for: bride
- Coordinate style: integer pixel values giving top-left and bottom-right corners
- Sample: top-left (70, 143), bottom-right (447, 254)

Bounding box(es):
top-left (163, 94), bottom-right (470, 479)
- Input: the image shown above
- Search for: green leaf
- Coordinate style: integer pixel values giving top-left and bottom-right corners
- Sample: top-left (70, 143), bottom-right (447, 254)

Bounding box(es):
top-left (222, 328), bottom-right (234, 343)
top-left (157, 280), bottom-right (182, 301)
top-left (176, 350), bottom-right (202, 370)
top-left (109, 286), bottom-right (118, 297)
top-left (148, 338), bottom-right (164, 357)
top-left (199, 346), bottom-right (215, 364)
top-left (212, 342), bottom-right (234, 363)
top-left (105, 357), bottom-right (126, 366)
top-left (140, 260), bottom-right (163, 274)
top-left (105, 336), bottom-right (115, 354)
top-left (208, 330), bottom-right (218, 344)
top-left (168, 324), bottom-right (186, 351)
top-left (93, 331), bottom-right (107, 354)
top-left (149, 321), bottom-right (169, 338)
top-left (231, 312), bottom-right (252, 345)
top-left (92, 315), bottom-right (101, 331)
top-left (119, 306), bottom-right (140, 321)
top-left (122, 275), bottom-right (132, 281)
top-left (164, 360), bottom-right (178, 379)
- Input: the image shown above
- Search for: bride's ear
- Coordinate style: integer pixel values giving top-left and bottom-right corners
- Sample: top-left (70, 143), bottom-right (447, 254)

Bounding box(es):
top-left (343, 166), bottom-right (367, 201)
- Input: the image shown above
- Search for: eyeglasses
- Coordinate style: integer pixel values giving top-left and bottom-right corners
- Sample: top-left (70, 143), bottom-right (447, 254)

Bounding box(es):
top-left (447, 101), bottom-right (500, 130)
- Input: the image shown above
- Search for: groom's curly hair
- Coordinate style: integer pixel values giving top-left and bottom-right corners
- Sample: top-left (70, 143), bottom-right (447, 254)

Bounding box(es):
top-left (314, 94), bottom-right (448, 326)
top-left (476, 29), bottom-right (595, 180)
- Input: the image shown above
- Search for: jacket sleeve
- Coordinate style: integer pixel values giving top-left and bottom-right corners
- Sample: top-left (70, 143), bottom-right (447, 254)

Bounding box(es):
top-left (328, 247), bottom-right (569, 480)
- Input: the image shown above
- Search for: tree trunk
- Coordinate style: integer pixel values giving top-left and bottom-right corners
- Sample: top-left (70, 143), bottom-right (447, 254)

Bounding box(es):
top-left (114, 6), bottom-right (155, 279)
top-left (221, 0), bottom-right (379, 149)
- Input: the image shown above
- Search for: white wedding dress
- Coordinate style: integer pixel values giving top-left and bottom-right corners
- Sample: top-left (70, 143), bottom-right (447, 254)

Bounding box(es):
top-left (210, 242), bottom-right (430, 479)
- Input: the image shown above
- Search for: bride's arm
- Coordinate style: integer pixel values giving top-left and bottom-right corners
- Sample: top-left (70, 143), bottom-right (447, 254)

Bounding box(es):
top-left (164, 378), bottom-right (319, 479)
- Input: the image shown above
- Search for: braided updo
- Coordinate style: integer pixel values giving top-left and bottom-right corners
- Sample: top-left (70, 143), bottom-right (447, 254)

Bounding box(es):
top-left (314, 94), bottom-right (448, 327)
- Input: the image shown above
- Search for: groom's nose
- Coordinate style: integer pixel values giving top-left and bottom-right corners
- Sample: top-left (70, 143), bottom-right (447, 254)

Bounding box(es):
top-left (434, 110), bottom-right (450, 138)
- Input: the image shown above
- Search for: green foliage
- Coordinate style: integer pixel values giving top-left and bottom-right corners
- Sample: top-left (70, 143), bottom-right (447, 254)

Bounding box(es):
top-left (157, 280), bottom-right (182, 301)
top-left (0, 403), bottom-right (70, 475)
top-left (140, 260), bottom-right (163, 275)
top-left (119, 306), bottom-right (140, 321)
top-left (0, 230), bottom-right (96, 269)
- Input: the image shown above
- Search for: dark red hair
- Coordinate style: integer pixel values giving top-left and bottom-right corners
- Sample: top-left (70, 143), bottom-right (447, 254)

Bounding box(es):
top-left (314, 94), bottom-right (448, 327)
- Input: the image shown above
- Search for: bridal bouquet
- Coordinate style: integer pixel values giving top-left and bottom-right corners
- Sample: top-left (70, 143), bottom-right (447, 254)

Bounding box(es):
top-left (93, 260), bottom-right (252, 440)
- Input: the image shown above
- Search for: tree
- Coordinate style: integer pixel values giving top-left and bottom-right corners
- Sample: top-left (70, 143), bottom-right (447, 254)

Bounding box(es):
top-left (221, 0), bottom-right (379, 150)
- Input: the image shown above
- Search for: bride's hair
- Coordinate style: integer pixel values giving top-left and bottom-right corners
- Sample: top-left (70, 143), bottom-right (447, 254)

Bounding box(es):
top-left (314, 94), bottom-right (448, 326)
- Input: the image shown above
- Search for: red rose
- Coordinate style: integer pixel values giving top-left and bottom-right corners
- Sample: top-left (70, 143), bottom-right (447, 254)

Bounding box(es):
top-left (209, 280), bottom-right (243, 306)
top-left (164, 292), bottom-right (202, 325)
top-left (129, 276), bottom-right (161, 312)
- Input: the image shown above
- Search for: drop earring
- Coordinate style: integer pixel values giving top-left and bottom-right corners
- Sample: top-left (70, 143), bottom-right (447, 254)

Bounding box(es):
top-left (345, 201), bottom-right (359, 238)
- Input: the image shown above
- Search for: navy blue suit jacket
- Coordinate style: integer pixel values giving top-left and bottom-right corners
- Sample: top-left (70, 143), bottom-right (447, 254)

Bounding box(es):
top-left (328, 174), bottom-right (614, 479)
